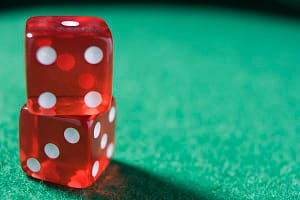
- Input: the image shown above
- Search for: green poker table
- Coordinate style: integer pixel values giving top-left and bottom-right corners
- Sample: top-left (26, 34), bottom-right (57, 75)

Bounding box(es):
top-left (0, 5), bottom-right (300, 200)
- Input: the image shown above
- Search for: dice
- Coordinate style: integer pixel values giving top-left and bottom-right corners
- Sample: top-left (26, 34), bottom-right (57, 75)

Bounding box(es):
top-left (19, 98), bottom-right (116, 188)
top-left (25, 16), bottom-right (113, 116)
top-left (19, 16), bottom-right (116, 188)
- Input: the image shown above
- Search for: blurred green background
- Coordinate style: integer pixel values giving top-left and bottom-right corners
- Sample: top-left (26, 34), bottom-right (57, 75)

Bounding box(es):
top-left (0, 3), bottom-right (300, 200)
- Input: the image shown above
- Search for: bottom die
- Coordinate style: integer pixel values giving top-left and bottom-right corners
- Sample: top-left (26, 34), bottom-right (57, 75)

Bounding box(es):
top-left (19, 97), bottom-right (117, 188)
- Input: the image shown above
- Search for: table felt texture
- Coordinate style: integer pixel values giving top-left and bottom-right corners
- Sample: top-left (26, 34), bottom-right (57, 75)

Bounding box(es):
top-left (0, 5), bottom-right (300, 200)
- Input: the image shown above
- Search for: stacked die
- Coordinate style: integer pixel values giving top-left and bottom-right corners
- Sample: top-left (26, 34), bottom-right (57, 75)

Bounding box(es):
top-left (19, 16), bottom-right (116, 188)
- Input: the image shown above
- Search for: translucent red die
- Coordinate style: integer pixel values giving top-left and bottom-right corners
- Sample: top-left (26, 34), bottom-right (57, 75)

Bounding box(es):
top-left (25, 16), bottom-right (113, 115)
top-left (19, 97), bottom-right (117, 188)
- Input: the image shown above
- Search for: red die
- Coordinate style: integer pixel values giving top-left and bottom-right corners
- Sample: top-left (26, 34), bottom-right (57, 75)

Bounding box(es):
top-left (25, 16), bottom-right (113, 115)
top-left (19, 97), bottom-right (117, 188)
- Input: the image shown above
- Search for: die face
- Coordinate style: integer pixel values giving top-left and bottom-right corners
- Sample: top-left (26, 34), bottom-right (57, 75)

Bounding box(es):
top-left (91, 99), bottom-right (116, 181)
top-left (19, 107), bottom-right (92, 187)
top-left (25, 16), bottom-right (113, 116)
top-left (26, 16), bottom-right (112, 37)
top-left (19, 98), bottom-right (116, 188)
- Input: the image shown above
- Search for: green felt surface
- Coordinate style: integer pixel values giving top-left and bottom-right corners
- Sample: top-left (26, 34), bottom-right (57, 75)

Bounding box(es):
top-left (0, 5), bottom-right (300, 200)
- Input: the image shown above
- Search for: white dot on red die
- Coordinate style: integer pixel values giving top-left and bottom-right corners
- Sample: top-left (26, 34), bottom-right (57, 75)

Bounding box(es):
top-left (27, 158), bottom-right (40, 172)
top-left (92, 161), bottom-right (99, 177)
top-left (84, 46), bottom-right (103, 64)
top-left (26, 33), bottom-right (33, 38)
top-left (94, 122), bottom-right (101, 139)
top-left (84, 91), bottom-right (102, 108)
top-left (36, 46), bottom-right (57, 65)
top-left (106, 143), bottom-right (114, 159)
top-left (100, 133), bottom-right (108, 149)
top-left (64, 128), bottom-right (80, 144)
top-left (38, 92), bottom-right (57, 109)
top-left (44, 143), bottom-right (60, 159)
top-left (108, 106), bottom-right (116, 123)
top-left (61, 20), bottom-right (79, 27)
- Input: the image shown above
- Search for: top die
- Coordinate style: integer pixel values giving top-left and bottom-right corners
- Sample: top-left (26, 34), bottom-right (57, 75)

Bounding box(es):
top-left (25, 16), bottom-right (113, 116)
